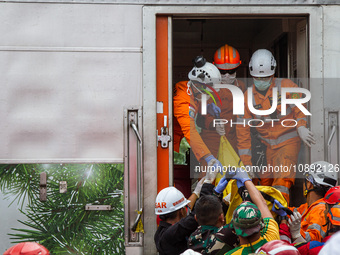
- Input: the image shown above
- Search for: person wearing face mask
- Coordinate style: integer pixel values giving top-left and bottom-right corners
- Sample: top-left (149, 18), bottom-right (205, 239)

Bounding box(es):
top-left (236, 49), bottom-right (315, 203)
top-left (198, 44), bottom-right (246, 157)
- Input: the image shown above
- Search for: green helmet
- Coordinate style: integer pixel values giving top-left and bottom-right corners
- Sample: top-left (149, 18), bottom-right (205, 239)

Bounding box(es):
top-left (231, 201), bottom-right (263, 237)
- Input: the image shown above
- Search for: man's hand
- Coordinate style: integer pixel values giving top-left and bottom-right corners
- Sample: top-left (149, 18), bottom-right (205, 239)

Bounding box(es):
top-left (272, 199), bottom-right (287, 217)
top-left (215, 123), bottom-right (226, 136)
top-left (214, 175), bottom-right (228, 194)
top-left (227, 167), bottom-right (251, 188)
top-left (207, 103), bottom-right (221, 118)
top-left (204, 155), bottom-right (223, 173)
top-left (193, 177), bottom-right (205, 198)
top-left (288, 209), bottom-right (302, 239)
top-left (297, 126), bottom-right (316, 148)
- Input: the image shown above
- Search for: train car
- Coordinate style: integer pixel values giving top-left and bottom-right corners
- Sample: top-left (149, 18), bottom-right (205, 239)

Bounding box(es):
top-left (0, 0), bottom-right (339, 254)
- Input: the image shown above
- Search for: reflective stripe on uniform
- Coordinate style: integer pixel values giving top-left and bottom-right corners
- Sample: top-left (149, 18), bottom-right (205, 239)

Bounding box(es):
top-left (277, 107), bottom-right (292, 119)
top-left (297, 117), bottom-right (307, 122)
top-left (305, 232), bottom-right (311, 242)
top-left (239, 149), bottom-right (252, 156)
top-left (251, 78), bottom-right (297, 121)
top-left (237, 116), bottom-right (251, 121)
top-left (236, 117), bottom-right (252, 123)
top-left (258, 130), bottom-right (299, 146)
top-left (328, 204), bottom-right (340, 223)
top-left (329, 215), bottom-right (340, 223)
top-left (273, 185), bottom-right (290, 195)
top-left (276, 78), bottom-right (282, 90)
top-left (307, 223), bottom-right (327, 238)
top-left (280, 235), bottom-right (291, 243)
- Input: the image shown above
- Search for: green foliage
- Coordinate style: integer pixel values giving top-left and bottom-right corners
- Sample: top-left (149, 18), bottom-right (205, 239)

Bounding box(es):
top-left (0, 164), bottom-right (125, 254)
top-left (173, 138), bottom-right (191, 165)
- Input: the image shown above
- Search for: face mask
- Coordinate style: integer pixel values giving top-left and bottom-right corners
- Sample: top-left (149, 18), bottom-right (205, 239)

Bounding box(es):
top-left (253, 77), bottom-right (272, 91)
top-left (221, 72), bottom-right (236, 84)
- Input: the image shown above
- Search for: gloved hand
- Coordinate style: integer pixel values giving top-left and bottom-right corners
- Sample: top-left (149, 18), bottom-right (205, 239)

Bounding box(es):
top-left (193, 177), bottom-right (205, 198)
top-left (204, 155), bottom-right (223, 173)
top-left (207, 103), bottom-right (221, 118)
top-left (214, 175), bottom-right (228, 194)
top-left (215, 123), bottom-right (226, 136)
top-left (272, 199), bottom-right (287, 217)
top-left (223, 193), bottom-right (231, 204)
top-left (288, 209), bottom-right (302, 239)
top-left (297, 126), bottom-right (316, 148)
top-left (204, 170), bottom-right (218, 184)
top-left (227, 167), bottom-right (251, 188)
top-left (244, 165), bottom-right (255, 179)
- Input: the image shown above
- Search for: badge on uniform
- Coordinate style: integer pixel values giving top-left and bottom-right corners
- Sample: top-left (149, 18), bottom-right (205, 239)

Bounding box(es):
top-left (189, 106), bottom-right (196, 118)
top-left (291, 93), bottom-right (300, 99)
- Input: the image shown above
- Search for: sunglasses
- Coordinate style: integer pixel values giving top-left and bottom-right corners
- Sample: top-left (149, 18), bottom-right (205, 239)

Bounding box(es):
top-left (219, 67), bottom-right (238, 75)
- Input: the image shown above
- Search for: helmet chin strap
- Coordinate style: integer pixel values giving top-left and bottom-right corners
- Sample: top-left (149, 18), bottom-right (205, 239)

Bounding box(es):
top-left (190, 82), bottom-right (204, 100)
top-left (304, 178), bottom-right (317, 197)
top-left (304, 178), bottom-right (328, 197)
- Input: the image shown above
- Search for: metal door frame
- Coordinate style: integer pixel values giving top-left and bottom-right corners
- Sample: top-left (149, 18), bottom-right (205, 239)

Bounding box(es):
top-left (143, 5), bottom-right (323, 254)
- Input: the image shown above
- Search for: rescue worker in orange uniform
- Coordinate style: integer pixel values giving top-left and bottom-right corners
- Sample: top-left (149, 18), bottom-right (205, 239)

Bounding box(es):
top-left (200, 44), bottom-right (247, 156)
top-left (236, 49), bottom-right (316, 202)
top-left (283, 161), bottom-right (338, 243)
top-left (173, 56), bottom-right (224, 172)
top-left (285, 185), bottom-right (340, 255)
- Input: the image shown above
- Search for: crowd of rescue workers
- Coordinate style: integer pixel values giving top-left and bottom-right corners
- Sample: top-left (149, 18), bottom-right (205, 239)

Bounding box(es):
top-left (3, 46), bottom-right (340, 255)
top-left (155, 45), bottom-right (340, 255)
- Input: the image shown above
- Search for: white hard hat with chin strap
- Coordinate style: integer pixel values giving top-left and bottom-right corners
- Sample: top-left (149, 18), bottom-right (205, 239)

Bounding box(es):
top-left (249, 49), bottom-right (277, 77)
top-left (304, 161), bottom-right (338, 196)
top-left (155, 187), bottom-right (190, 215)
top-left (188, 56), bottom-right (221, 92)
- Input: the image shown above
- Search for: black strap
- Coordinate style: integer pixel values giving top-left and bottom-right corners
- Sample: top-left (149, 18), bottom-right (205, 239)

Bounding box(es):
top-left (259, 191), bottom-right (293, 216)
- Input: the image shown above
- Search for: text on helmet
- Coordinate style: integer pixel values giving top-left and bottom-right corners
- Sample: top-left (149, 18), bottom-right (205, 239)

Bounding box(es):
top-left (155, 202), bottom-right (167, 209)
top-left (173, 197), bottom-right (185, 206)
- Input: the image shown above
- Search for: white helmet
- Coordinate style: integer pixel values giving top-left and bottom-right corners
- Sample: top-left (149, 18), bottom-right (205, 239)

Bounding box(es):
top-left (249, 49), bottom-right (277, 77)
top-left (188, 56), bottom-right (221, 86)
top-left (307, 161), bottom-right (338, 188)
top-left (155, 187), bottom-right (190, 215)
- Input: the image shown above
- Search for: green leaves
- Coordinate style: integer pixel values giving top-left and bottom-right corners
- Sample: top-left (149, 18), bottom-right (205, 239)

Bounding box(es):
top-left (1, 164), bottom-right (125, 254)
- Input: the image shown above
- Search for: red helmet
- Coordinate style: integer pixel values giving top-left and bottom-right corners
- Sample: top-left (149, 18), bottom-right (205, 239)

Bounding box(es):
top-left (3, 242), bottom-right (50, 255)
top-left (256, 240), bottom-right (301, 254)
top-left (213, 44), bottom-right (241, 70)
top-left (324, 186), bottom-right (340, 204)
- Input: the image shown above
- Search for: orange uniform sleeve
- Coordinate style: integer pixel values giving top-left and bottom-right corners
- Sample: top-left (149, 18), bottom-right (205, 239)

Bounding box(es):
top-left (289, 202), bottom-right (327, 242)
top-left (236, 90), bottom-right (253, 166)
top-left (300, 204), bottom-right (328, 242)
top-left (173, 81), bottom-right (211, 161)
top-left (281, 79), bottom-right (308, 129)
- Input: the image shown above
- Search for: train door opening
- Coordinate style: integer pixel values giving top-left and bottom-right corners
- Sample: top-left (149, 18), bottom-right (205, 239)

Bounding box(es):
top-left (171, 16), bottom-right (310, 207)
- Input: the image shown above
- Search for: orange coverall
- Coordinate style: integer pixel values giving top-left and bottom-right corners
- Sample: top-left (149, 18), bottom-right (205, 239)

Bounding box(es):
top-left (289, 198), bottom-right (328, 242)
top-left (236, 78), bottom-right (307, 202)
top-left (200, 79), bottom-right (246, 157)
top-left (173, 81), bottom-right (211, 161)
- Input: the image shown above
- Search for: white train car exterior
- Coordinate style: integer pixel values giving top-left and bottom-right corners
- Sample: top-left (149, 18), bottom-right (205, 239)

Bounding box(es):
top-left (0, 0), bottom-right (339, 254)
